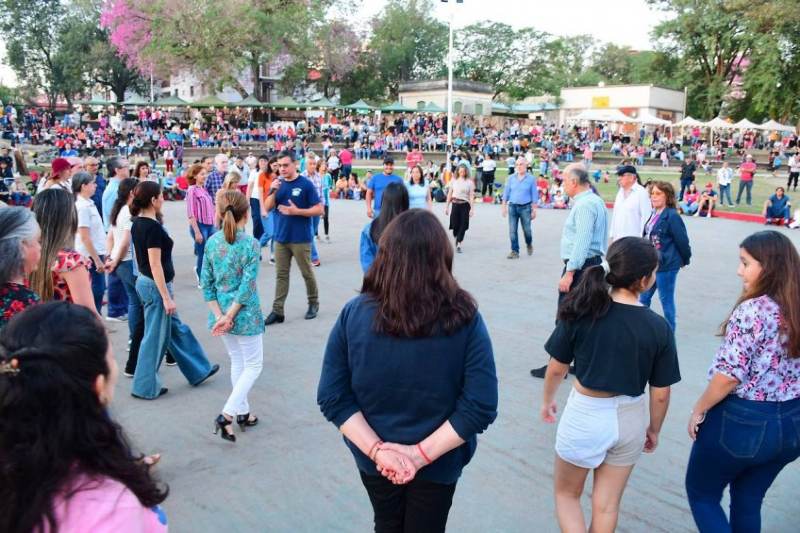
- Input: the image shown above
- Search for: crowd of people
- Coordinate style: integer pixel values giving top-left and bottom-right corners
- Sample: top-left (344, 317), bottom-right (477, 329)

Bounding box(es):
top-left (1, 101), bottom-right (800, 533)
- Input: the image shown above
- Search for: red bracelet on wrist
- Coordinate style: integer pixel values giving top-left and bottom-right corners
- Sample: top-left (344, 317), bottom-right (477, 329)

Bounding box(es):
top-left (417, 443), bottom-right (432, 465)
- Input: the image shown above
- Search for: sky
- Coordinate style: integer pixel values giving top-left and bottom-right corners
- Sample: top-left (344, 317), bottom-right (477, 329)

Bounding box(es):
top-left (357, 0), bottom-right (667, 49)
top-left (0, 0), bottom-right (666, 88)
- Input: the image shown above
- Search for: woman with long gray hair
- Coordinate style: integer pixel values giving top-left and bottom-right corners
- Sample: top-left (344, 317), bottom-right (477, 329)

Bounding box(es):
top-left (0, 207), bottom-right (41, 330)
top-left (30, 188), bottom-right (98, 316)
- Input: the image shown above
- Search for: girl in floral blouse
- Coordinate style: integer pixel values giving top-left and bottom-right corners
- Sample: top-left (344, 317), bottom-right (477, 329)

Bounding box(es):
top-left (686, 230), bottom-right (800, 532)
top-left (0, 207), bottom-right (41, 330)
top-left (202, 190), bottom-right (264, 443)
top-left (30, 189), bottom-right (98, 316)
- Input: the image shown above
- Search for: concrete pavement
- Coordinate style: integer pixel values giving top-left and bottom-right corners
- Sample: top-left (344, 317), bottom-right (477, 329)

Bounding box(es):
top-left (107, 197), bottom-right (800, 532)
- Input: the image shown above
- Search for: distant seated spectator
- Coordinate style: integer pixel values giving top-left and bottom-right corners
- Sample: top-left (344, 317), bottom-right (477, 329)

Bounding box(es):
top-left (694, 182), bottom-right (717, 218)
top-left (176, 173), bottom-right (189, 191)
top-left (679, 183), bottom-right (700, 215)
top-left (335, 175), bottom-right (348, 199)
top-left (552, 190), bottom-right (568, 209)
top-left (764, 187), bottom-right (791, 225)
top-left (536, 175), bottom-right (549, 207)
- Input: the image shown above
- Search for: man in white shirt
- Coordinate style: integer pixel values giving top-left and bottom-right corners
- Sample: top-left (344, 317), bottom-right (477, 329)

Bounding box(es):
top-left (716, 161), bottom-right (734, 206)
top-left (327, 150), bottom-right (340, 180)
top-left (788, 153), bottom-right (799, 192)
top-left (609, 165), bottom-right (651, 242)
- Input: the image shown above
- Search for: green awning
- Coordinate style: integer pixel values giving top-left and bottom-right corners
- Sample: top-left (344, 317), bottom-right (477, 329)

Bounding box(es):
top-left (190, 95), bottom-right (230, 108)
top-left (154, 95), bottom-right (189, 106)
top-left (308, 97), bottom-right (336, 109)
top-left (381, 101), bottom-right (417, 113)
top-left (122, 94), bottom-right (149, 106)
top-left (343, 99), bottom-right (374, 111)
top-left (266, 97), bottom-right (307, 110)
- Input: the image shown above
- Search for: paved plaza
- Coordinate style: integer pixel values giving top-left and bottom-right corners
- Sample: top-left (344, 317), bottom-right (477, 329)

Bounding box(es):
top-left (107, 198), bottom-right (800, 533)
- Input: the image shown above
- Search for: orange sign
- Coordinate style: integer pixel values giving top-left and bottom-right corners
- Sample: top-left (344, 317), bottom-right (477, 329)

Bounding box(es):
top-left (592, 96), bottom-right (610, 108)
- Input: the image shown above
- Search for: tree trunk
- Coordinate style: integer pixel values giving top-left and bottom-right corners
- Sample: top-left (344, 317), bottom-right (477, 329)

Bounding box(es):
top-left (251, 61), bottom-right (261, 101)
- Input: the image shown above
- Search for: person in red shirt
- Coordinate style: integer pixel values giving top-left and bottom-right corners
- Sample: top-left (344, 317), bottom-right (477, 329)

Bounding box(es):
top-left (736, 154), bottom-right (758, 206)
top-left (339, 147), bottom-right (353, 180)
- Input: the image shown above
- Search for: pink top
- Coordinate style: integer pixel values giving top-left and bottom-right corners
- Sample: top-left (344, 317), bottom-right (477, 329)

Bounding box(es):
top-left (186, 185), bottom-right (215, 225)
top-left (740, 161), bottom-right (757, 181)
top-left (339, 149), bottom-right (353, 165)
top-left (49, 473), bottom-right (167, 532)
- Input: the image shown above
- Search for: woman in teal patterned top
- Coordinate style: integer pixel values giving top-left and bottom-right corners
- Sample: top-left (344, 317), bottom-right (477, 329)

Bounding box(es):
top-left (201, 190), bottom-right (264, 443)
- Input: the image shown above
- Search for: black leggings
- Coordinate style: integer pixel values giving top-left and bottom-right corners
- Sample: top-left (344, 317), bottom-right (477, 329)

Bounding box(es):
top-left (360, 472), bottom-right (456, 533)
top-left (789, 172), bottom-right (799, 190)
top-left (323, 205), bottom-right (329, 236)
top-left (481, 171), bottom-right (495, 196)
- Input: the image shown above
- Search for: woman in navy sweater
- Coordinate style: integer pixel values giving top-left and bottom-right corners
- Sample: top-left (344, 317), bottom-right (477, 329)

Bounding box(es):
top-left (318, 209), bottom-right (498, 533)
top-left (640, 181), bottom-right (692, 331)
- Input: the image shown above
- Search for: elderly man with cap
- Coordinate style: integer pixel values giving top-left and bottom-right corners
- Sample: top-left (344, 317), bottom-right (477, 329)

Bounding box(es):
top-left (736, 153), bottom-right (757, 206)
top-left (37, 157), bottom-right (73, 193)
top-left (609, 164), bottom-right (651, 243)
top-left (531, 163), bottom-right (607, 379)
top-left (365, 156), bottom-right (403, 218)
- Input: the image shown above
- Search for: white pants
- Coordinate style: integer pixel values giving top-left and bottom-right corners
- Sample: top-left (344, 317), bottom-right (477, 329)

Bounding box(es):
top-left (221, 333), bottom-right (263, 416)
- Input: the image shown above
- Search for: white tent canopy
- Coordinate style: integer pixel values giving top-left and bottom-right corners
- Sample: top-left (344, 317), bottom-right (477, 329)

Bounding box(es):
top-left (636, 111), bottom-right (671, 126)
top-left (759, 119), bottom-right (796, 132)
top-left (704, 116), bottom-right (735, 129)
top-left (674, 116), bottom-right (704, 127)
top-left (734, 118), bottom-right (760, 130)
top-left (568, 108), bottom-right (637, 123)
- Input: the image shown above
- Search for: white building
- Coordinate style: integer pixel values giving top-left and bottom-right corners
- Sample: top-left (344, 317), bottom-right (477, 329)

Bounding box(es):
top-left (398, 79), bottom-right (494, 116)
top-left (160, 59), bottom-right (289, 103)
top-left (558, 83), bottom-right (686, 125)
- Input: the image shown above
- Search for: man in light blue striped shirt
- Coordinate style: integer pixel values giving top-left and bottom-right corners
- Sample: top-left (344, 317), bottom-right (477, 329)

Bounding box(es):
top-left (531, 163), bottom-right (607, 379)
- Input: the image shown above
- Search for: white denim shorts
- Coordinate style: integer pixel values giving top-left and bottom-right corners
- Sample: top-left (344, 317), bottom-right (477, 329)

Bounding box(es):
top-left (555, 388), bottom-right (647, 469)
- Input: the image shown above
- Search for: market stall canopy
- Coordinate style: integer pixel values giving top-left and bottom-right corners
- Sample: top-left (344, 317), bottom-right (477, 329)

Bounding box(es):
top-left (673, 116), bottom-right (704, 127)
top-left (154, 95), bottom-right (189, 106)
top-left (122, 94), bottom-right (149, 106)
top-left (343, 99), bottom-right (374, 111)
top-left (308, 97), bottom-right (336, 109)
top-left (759, 119), bottom-right (796, 132)
top-left (492, 102), bottom-right (511, 113)
top-left (77, 98), bottom-right (114, 106)
top-left (231, 94), bottom-right (267, 108)
top-left (734, 118), bottom-right (760, 130)
top-left (704, 116), bottom-right (735, 129)
top-left (190, 95), bottom-right (230, 108)
top-left (266, 97), bottom-right (307, 110)
top-left (635, 112), bottom-right (671, 126)
top-left (382, 101), bottom-right (418, 113)
top-left (423, 101), bottom-right (446, 113)
top-left (568, 108), bottom-right (637, 123)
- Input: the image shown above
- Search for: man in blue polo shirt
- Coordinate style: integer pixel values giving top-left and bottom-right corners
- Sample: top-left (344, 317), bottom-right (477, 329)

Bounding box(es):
top-left (263, 150), bottom-right (324, 324)
top-left (501, 157), bottom-right (538, 259)
top-left (365, 156), bottom-right (403, 218)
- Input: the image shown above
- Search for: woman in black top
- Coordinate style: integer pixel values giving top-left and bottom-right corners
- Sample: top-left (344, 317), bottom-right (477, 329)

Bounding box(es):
top-left (540, 237), bottom-right (681, 533)
top-left (129, 181), bottom-right (218, 400)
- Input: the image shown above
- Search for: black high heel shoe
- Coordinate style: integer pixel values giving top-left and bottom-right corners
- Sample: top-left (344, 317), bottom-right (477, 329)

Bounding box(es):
top-left (213, 414), bottom-right (236, 442)
top-left (236, 413), bottom-right (259, 432)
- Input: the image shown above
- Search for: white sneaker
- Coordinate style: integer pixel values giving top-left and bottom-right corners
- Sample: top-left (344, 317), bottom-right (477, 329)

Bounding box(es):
top-left (106, 315), bottom-right (127, 322)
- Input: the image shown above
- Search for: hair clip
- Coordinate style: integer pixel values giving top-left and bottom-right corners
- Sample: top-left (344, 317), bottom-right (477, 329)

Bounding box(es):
top-left (0, 358), bottom-right (20, 376)
top-left (600, 259), bottom-right (611, 275)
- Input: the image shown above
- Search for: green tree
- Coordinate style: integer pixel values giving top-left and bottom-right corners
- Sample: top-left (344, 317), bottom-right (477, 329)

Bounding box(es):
top-left (366, 0), bottom-right (448, 98)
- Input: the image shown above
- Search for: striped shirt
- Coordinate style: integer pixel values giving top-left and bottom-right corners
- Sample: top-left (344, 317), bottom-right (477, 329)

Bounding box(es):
top-left (561, 189), bottom-right (608, 271)
top-left (205, 170), bottom-right (226, 202)
top-left (186, 185), bottom-right (215, 225)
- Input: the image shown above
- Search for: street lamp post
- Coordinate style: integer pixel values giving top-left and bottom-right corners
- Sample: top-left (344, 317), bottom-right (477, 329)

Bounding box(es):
top-left (443, 0), bottom-right (462, 178)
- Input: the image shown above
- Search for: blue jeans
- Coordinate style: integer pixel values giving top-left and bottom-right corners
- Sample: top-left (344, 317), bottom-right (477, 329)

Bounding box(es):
top-left (259, 214), bottom-right (275, 252)
top-left (115, 260), bottom-right (143, 373)
top-left (680, 201), bottom-right (699, 215)
top-left (686, 395), bottom-right (800, 533)
top-left (132, 276), bottom-right (213, 399)
top-left (249, 197), bottom-right (263, 240)
top-left (766, 205), bottom-right (790, 220)
top-left (736, 180), bottom-right (753, 205)
top-left (88, 255), bottom-right (107, 315)
top-left (719, 184), bottom-right (733, 205)
top-left (107, 269), bottom-right (128, 317)
top-left (508, 203), bottom-right (532, 253)
top-left (190, 223), bottom-right (215, 277)
top-left (639, 269), bottom-right (678, 331)
top-left (311, 216), bottom-right (320, 262)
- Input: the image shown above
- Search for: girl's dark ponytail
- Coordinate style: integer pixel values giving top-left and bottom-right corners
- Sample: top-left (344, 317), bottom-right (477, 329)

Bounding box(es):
top-left (558, 265), bottom-right (611, 322)
top-left (558, 237), bottom-right (659, 322)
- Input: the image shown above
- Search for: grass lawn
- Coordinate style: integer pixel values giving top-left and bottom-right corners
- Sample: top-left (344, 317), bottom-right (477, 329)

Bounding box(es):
top-left (357, 164), bottom-right (793, 216)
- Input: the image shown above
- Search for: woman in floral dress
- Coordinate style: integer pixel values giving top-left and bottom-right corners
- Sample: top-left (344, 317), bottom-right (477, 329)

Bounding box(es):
top-left (0, 207), bottom-right (41, 329)
top-left (201, 190), bottom-right (264, 443)
top-left (686, 230), bottom-right (800, 532)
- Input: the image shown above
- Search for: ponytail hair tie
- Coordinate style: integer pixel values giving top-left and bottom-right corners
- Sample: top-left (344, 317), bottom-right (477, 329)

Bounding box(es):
top-left (224, 205), bottom-right (235, 214)
top-left (600, 258), bottom-right (610, 275)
